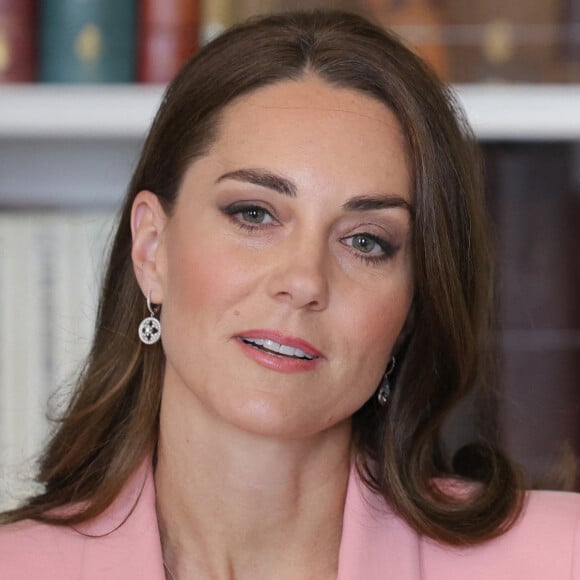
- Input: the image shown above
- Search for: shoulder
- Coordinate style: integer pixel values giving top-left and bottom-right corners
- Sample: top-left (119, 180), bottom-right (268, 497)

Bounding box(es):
top-left (421, 489), bottom-right (580, 580)
top-left (340, 466), bottom-right (580, 580)
top-left (0, 459), bottom-right (165, 580)
top-left (0, 518), bottom-right (86, 579)
top-left (520, 488), bottom-right (580, 533)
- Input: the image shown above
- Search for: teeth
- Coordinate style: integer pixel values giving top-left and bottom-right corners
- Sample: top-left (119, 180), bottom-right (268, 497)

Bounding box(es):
top-left (243, 337), bottom-right (315, 360)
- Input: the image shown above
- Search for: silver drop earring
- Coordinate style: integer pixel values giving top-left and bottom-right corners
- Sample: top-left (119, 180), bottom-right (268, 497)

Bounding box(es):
top-left (377, 356), bottom-right (396, 406)
top-left (138, 292), bottom-right (161, 345)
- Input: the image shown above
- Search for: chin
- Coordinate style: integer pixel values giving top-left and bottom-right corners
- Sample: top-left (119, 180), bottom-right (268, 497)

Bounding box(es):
top-left (219, 396), bottom-right (352, 441)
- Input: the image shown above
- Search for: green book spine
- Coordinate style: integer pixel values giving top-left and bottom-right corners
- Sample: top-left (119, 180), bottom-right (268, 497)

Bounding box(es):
top-left (41, 0), bottom-right (136, 83)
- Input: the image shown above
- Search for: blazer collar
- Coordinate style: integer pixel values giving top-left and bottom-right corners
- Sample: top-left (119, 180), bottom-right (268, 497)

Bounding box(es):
top-left (77, 460), bottom-right (165, 579)
top-left (338, 465), bottom-right (423, 580)
top-left (78, 459), bottom-right (422, 579)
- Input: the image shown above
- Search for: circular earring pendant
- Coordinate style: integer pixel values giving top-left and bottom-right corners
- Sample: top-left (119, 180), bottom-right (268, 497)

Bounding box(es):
top-left (138, 316), bottom-right (161, 344)
top-left (138, 292), bottom-right (161, 345)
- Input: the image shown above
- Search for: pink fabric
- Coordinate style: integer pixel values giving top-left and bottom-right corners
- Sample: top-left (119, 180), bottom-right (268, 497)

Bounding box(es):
top-left (0, 461), bottom-right (165, 579)
top-left (338, 469), bottom-right (580, 580)
top-left (1, 460), bottom-right (579, 579)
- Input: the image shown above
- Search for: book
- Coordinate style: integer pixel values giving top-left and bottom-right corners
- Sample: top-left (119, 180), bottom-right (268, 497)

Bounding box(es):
top-left (0, 210), bottom-right (114, 509)
top-left (363, 0), bottom-right (450, 80)
top-left (40, 0), bottom-right (137, 83)
top-left (0, 0), bottom-right (37, 82)
top-left (234, 0), bottom-right (353, 21)
top-left (200, 0), bottom-right (234, 44)
top-left (442, 0), bottom-right (562, 82)
top-left (138, 0), bottom-right (200, 83)
top-left (0, 214), bottom-right (47, 508)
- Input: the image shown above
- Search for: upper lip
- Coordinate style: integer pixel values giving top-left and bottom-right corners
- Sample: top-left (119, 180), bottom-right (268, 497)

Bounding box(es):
top-left (236, 329), bottom-right (324, 359)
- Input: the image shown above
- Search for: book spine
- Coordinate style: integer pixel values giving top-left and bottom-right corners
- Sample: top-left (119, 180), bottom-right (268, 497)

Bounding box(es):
top-left (40, 0), bottom-right (137, 83)
top-left (0, 214), bottom-right (47, 508)
top-left (200, 0), bottom-right (234, 44)
top-left (51, 212), bottom-right (112, 390)
top-left (364, 0), bottom-right (449, 80)
top-left (232, 0), bottom-right (269, 20)
top-left (0, 0), bottom-right (37, 82)
top-left (0, 211), bottom-right (114, 509)
top-left (138, 0), bottom-right (200, 83)
top-left (443, 0), bottom-right (562, 82)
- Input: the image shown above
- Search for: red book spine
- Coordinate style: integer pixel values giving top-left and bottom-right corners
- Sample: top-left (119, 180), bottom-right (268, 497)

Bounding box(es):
top-left (138, 0), bottom-right (200, 83)
top-left (364, 0), bottom-right (449, 80)
top-left (0, 0), bottom-right (37, 82)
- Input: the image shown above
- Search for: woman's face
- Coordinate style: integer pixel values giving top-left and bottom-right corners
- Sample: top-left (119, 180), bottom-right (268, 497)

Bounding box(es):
top-left (134, 76), bottom-right (414, 439)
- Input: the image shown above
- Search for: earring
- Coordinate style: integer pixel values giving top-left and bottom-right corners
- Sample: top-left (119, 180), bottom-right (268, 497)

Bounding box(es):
top-left (377, 356), bottom-right (396, 406)
top-left (138, 292), bottom-right (161, 345)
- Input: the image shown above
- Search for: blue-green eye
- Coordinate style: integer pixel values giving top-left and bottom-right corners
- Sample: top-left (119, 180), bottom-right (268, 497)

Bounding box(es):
top-left (351, 234), bottom-right (378, 254)
top-left (346, 234), bottom-right (385, 255)
top-left (342, 232), bottom-right (398, 265)
top-left (241, 207), bottom-right (268, 224)
top-left (221, 202), bottom-right (276, 231)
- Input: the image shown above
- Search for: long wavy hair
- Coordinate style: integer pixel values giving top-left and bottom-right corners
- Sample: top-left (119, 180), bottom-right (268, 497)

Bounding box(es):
top-left (1, 10), bottom-right (523, 545)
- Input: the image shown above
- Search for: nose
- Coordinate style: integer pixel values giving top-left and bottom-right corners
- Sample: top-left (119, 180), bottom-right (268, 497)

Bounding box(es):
top-left (265, 235), bottom-right (330, 311)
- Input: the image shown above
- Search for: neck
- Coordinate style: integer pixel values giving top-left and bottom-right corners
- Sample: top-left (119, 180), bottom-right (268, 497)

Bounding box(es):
top-left (154, 382), bottom-right (352, 580)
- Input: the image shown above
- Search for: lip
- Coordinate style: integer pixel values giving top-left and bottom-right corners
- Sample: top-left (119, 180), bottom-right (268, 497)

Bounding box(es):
top-left (235, 329), bottom-right (324, 374)
top-left (237, 329), bottom-right (324, 358)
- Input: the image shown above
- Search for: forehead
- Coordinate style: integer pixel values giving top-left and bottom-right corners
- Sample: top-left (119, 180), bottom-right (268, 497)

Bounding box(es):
top-left (217, 75), bottom-right (406, 147)
top-left (228, 74), bottom-right (396, 116)
top-left (205, 76), bottom-right (411, 201)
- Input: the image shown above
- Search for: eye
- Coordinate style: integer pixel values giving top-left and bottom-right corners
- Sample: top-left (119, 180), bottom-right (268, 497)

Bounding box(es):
top-left (239, 206), bottom-right (271, 224)
top-left (344, 233), bottom-right (385, 255)
top-left (350, 234), bottom-right (381, 254)
top-left (220, 202), bottom-right (277, 231)
top-left (342, 232), bottom-right (398, 265)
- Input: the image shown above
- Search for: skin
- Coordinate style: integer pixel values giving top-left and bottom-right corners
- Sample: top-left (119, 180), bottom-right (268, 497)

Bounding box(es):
top-left (131, 75), bottom-right (414, 580)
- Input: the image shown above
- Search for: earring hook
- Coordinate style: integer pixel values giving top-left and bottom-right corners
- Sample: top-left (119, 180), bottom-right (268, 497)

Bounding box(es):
top-left (146, 292), bottom-right (156, 317)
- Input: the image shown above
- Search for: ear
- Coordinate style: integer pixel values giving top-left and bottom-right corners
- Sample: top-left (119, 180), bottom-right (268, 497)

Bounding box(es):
top-left (131, 190), bottom-right (168, 304)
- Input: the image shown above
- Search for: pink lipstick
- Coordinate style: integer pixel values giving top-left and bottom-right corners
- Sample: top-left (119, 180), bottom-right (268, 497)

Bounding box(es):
top-left (235, 329), bottom-right (323, 373)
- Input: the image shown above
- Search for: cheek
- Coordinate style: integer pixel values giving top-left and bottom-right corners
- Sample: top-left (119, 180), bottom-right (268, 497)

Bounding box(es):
top-left (342, 282), bottom-right (413, 373)
top-left (161, 235), bottom-right (255, 330)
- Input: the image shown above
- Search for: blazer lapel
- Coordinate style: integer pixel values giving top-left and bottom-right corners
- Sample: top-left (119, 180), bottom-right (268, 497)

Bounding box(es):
top-left (337, 465), bottom-right (422, 580)
top-left (74, 459), bottom-right (423, 579)
top-left (78, 459), bottom-right (165, 579)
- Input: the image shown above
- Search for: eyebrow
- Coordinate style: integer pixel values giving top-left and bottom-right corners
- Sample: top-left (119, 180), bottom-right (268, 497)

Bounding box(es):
top-left (216, 168), bottom-right (413, 215)
top-left (217, 168), bottom-right (296, 197)
top-left (342, 194), bottom-right (413, 216)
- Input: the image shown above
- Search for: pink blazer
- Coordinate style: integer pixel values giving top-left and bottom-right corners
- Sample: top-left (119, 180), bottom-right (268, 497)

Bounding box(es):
top-left (2, 460), bottom-right (579, 579)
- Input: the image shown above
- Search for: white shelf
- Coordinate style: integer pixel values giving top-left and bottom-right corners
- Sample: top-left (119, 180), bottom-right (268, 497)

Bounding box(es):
top-left (1, 84), bottom-right (580, 141)
top-left (0, 85), bottom-right (165, 139)
top-left (453, 85), bottom-right (580, 141)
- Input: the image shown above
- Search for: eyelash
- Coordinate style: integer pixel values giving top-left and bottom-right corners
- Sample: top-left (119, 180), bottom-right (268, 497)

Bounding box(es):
top-left (221, 203), bottom-right (398, 266)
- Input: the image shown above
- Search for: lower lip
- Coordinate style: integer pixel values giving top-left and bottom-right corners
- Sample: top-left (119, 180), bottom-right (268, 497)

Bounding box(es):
top-left (236, 338), bottom-right (321, 373)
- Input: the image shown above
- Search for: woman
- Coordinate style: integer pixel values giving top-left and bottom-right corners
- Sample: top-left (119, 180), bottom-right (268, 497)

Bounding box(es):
top-left (1, 10), bottom-right (579, 580)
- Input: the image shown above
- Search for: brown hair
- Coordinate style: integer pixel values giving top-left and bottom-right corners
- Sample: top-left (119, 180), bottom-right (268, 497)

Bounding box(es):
top-left (1, 10), bottom-right (523, 545)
